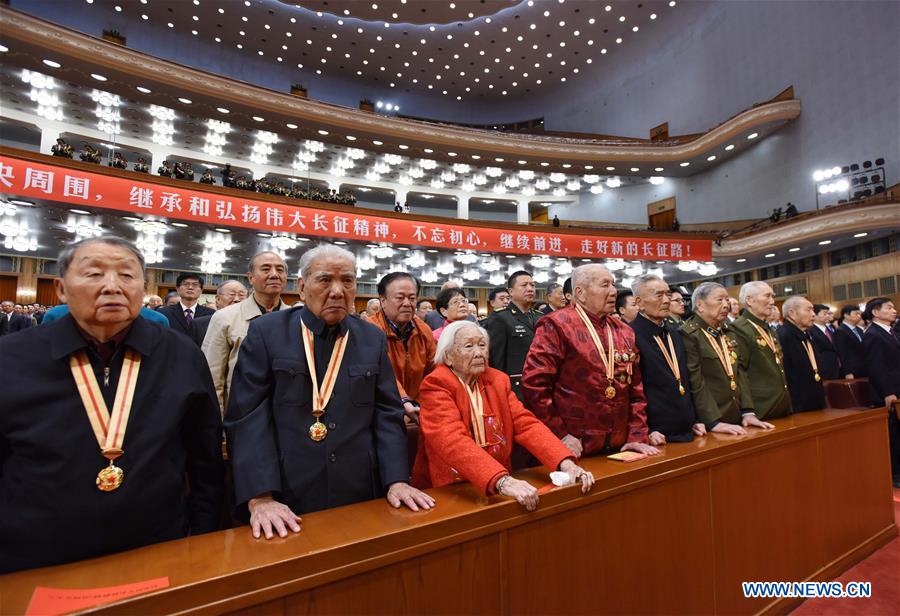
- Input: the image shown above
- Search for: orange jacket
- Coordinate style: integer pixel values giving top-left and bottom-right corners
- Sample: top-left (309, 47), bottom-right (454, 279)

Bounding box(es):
top-left (370, 311), bottom-right (436, 402)
top-left (412, 364), bottom-right (573, 495)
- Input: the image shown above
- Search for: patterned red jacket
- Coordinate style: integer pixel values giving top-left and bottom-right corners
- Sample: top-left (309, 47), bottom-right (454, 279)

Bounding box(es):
top-left (521, 306), bottom-right (649, 455)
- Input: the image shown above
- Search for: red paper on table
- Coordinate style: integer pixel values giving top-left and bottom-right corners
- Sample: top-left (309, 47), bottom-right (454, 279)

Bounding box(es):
top-left (24, 576), bottom-right (169, 615)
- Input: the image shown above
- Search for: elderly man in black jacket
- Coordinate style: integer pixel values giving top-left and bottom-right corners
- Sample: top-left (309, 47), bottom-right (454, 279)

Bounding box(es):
top-left (0, 236), bottom-right (224, 573)
top-left (778, 296), bottom-right (827, 413)
top-left (225, 244), bottom-right (434, 540)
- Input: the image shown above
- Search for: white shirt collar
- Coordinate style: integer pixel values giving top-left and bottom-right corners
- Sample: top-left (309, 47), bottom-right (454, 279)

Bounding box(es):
top-left (874, 321), bottom-right (892, 333)
top-left (179, 301), bottom-right (196, 314)
top-left (813, 323), bottom-right (828, 333)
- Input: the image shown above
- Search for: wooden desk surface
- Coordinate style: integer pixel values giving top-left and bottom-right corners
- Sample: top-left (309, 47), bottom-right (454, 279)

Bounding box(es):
top-left (0, 408), bottom-right (895, 615)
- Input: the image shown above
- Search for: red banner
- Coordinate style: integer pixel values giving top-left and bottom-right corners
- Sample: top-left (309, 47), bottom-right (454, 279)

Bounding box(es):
top-left (0, 155), bottom-right (712, 261)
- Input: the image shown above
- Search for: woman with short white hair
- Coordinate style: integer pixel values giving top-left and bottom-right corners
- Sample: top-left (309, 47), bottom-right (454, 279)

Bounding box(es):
top-left (412, 320), bottom-right (594, 511)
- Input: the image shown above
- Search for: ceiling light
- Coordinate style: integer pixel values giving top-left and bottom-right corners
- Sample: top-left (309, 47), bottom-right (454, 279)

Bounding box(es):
top-left (90, 73), bottom-right (107, 81)
top-left (252, 116), bottom-right (264, 122)
top-left (725, 144), bottom-right (735, 151)
top-left (0, 44), bottom-right (8, 53)
top-left (649, 177), bottom-right (665, 185)
top-left (707, 155), bottom-right (717, 162)
top-left (69, 209), bottom-right (91, 215)
top-left (629, 167), bottom-right (639, 172)
top-left (372, 140), bottom-right (383, 145)
top-left (764, 253), bottom-right (775, 258)
top-left (214, 228), bottom-right (232, 234)
top-left (318, 129), bottom-right (329, 135)
top-left (286, 123), bottom-right (298, 129)
top-left (788, 247), bottom-right (801, 252)
top-left (680, 162), bottom-right (690, 167)
top-left (170, 222), bottom-right (188, 228)
top-left (178, 97), bottom-right (192, 104)
top-left (42, 59), bottom-right (61, 68)
top-left (654, 167), bottom-right (664, 172)
top-left (217, 107), bottom-right (230, 114)
top-left (748, 132), bottom-right (759, 139)
top-left (818, 240), bottom-right (832, 245)
top-left (853, 232), bottom-right (868, 238)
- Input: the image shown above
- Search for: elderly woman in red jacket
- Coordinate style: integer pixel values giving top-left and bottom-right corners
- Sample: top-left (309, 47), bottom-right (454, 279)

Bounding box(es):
top-left (412, 320), bottom-right (594, 511)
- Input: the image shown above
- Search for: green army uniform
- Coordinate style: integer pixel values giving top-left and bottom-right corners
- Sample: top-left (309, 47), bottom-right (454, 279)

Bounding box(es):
top-left (731, 310), bottom-right (792, 420)
top-left (679, 315), bottom-right (754, 428)
top-left (478, 307), bottom-right (504, 330)
top-left (484, 303), bottom-right (542, 401)
top-left (664, 316), bottom-right (683, 330)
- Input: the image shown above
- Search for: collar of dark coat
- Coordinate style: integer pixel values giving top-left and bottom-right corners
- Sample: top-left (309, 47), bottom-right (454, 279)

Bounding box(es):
top-left (632, 311), bottom-right (668, 337)
top-left (782, 318), bottom-right (808, 340)
top-left (299, 305), bottom-right (350, 337)
top-left (50, 312), bottom-right (159, 360)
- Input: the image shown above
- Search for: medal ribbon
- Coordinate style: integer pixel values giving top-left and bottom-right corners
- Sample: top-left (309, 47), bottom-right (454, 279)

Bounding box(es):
top-left (301, 320), bottom-right (349, 416)
top-left (700, 328), bottom-right (735, 382)
top-left (748, 320), bottom-right (780, 360)
top-left (69, 349), bottom-right (142, 460)
top-left (653, 332), bottom-right (682, 388)
top-left (801, 339), bottom-right (820, 378)
top-left (574, 303), bottom-right (616, 388)
top-left (455, 375), bottom-right (487, 447)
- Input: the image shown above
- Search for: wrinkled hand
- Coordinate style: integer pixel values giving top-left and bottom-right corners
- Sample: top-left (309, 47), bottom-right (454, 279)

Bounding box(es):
top-left (742, 414), bottom-right (775, 430)
top-left (561, 433), bottom-right (583, 458)
top-left (403, 401), bottom-right (420, 424)
top-left (692, 423), bottom-right (707, 437)
top-left (498, 476), bottom-right (540, 511)
top-left (845, 373), bottom-right (855, 380)
top-left (885, 394), bottom-right (897, 409)
top-left (248, 494), bottom-right (302, 540)
top-left (648, 430), bottom-right (666, 446)
top-left (711, 422), bottom-right (747, 435)
top-left (559, 459), bottom-right (595, 494)
top-left (387, 482), bottom-right (435, 512)
top-left (621, 441), bottom-right (660, 456)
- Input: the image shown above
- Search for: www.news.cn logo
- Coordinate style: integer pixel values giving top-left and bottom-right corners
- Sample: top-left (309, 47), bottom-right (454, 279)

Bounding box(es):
top-left (742, 581), bottom-right (872, 599)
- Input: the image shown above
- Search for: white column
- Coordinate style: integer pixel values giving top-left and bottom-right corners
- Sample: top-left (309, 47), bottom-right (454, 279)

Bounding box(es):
top-left (516, 198), bottom-right (530, 224)
top-left (147, 146), bottom-right (169, 175)
top-left (35, 119), bottom-right (67, 155)
top-left (327, 180), bottom-right (342, 193)
top-left (457, 194), bottom-right (470, 220)
top-left (394, 189), bottom-right (408, 208)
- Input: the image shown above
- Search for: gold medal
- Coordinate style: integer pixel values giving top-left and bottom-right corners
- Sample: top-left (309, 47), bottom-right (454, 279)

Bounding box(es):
top-left (605, 385), bottom-right (616, 399)
top-left (309, 420), bottom-right (328, 441)
top-left (730, 379), bottom-right (737, 391)
top-left (814, 372), bottom-right (821, 382)
top-left (627, 375), bottom-right (632, 385)
top-left (678, 382), bottom-right (685, 396)
top-left (757, 337), bottom-right (766, 348)
top-left (730, 351), bottom-right (738, 364)
top-left (96, 460), bottom-right (124, 492)
top-left (574, 304), bottom-right (619, 404)
top-left (614, 351), bottom-right (621, 362)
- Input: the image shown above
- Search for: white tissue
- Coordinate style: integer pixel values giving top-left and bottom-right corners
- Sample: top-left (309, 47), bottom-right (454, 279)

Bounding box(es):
top-left (550, 471), bottom-right (574, 487)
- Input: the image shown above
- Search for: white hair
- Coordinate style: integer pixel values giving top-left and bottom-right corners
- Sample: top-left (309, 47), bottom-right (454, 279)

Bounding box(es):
top-left (691, 281), bottom-right (725, 306)
top-left (782, 295), bottom-right (809, 317)
top-left (433, 320), bottom-right (490, 366)
top-left (298, 244), bottom-right (356, 280)
top-left (739, 281), bottom-right (770, 307)
top-left (572, 263), bottom-right (612, 291)
top-left (631, 273), bottom-right (665, 298)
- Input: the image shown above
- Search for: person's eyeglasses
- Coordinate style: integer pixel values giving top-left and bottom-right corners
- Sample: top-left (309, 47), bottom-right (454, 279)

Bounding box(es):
top-left (671, 297), bottom-right (685, 303)
top-left (179, 282), bottom-right (201, 289)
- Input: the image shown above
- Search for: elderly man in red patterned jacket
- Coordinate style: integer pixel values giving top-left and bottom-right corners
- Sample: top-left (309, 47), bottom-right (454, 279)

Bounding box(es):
top-left (521, 264), bottom-right (660, 459)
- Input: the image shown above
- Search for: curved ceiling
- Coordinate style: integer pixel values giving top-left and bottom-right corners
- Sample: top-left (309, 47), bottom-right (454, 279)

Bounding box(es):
top-left (288, 0), bottom-right (515, 26)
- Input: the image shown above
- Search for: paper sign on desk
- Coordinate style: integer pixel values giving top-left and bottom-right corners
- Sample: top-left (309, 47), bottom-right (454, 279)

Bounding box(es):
top-left (25, 576), bottom-right (169, 615)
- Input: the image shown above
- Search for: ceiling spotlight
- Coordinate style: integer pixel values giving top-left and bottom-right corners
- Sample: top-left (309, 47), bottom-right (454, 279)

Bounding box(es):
top-left (317, 129), bottom-right (329, 135)
top-left (725, 144), bottom-right (735, 151)
top-left (853, 232), bottom-right (868, 238)
top-left (707, 155), bottom-right (717, 162)
top-left (764, 253), bottom-right (775, 258)
top-left (90, 73), bottom-right (107, 81)
top-left (42, 59), bottom-right (61, 68)
top-left (818, 240), bottom-right (832, 245)
top-left (178, 97), bottom-right (192, 104)
top-left (747, 132), bottom-right (759, 139)
top-left (217, 107), bottom-right (230, 114)
top-left (788, 247), bottom-right (801, 252)
top-left (286, 123), bottom-right (298, 129)
top-left (680, 162), bottom-right (690, 167)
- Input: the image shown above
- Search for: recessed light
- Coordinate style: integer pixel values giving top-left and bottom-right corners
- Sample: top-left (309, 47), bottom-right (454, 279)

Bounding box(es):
top-left (69, 209), bottom-right (91, 215)
top-left (214, 227), bottom-right (232, 233)
top-left (788, 247), bottom-right (801, 252)
top-left (317, 129), bottom-right (329, 135)
top-left (90, 73), bottom-right (107, 81)
top-left (0, 44), bottom-right (7, 53)
top-left (170, 222), bottom-right (188, 228)
top-left (853, 232), bottom-right (868, 238)
top-left (122, 215), bottom-right (142, 222)
top-left (252, 116), bottom-right (265, 122)
top-left (286, 123), bottom-right (298, 129)
top-left (372, 140), bottom-right (383, 145)
top-left (606, 167), bottom-right (615, 171)
top-left (654, 167), bottom-right (664, 172)
top-left (42, 59), bottom-right (61, 68)
top-left (472, 154), bottom-right (481, 160)
top-left (764, 253), bottom-right (775, 258)
top-left (398, 144), bottom-right (409, 150)
top-left (818, 239), bottom-right (831, 245)
top-left (505, 254), bottom-right (516, 259)
top-left (9, 199), bottom-right (34, 207)
top-left (334, 241), bottom-right (347, 246)
top-left (707, 155), bottom-right (716, 162)
top-left (680, 162), bottom-right (690, 167)
top-left (736, 258), bottom-right (747, 263)
top-left (217, 107), bottom-right (230, 114)
top-left (256, 232), bottom-right (272, 238)
top-left (724, 144), bottom-right (735, 151)
top-left (448, 152), bottom-right (457, 157)
top-left (630, 167), bottom-right (639, 172)
top-left (427, 249), bottom-right (439, 253)
top-left (178, 97), bottom-right (192, 104)
top-left (346, 135), bottom-right (357, 141)
top-left (424, 148), bottom-right (434, 153)
top-left (747, 132), bottom-right (759, 139)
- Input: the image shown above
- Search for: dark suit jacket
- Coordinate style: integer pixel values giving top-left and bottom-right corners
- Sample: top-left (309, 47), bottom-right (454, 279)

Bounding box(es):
top-left (808, 325), bottom-right (841, 380)
top-left (190, 314), bottom-right (213, 347)
top-left (833, 323), bottom-right (867, 378)
top-left (0, 312), bottom-right (10, 335)
top-left (5, 313), bottom-right (32, 334)
top-left (0, 314), bottom-right (224, 573)
top-left (225, 307), bottom-right (409, 516)
top-left (778, 321), bottom-right (826, 413)
top-left (862, 324), bottom-right (900, 406)
top-left (629, 313), bottom-right (698, 441)
top-left (158, 303), bottom-right (215, 336)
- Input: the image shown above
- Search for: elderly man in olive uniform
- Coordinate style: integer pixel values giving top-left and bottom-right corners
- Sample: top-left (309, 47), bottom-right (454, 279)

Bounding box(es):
top-left (730, 281), bottom-right (791, 420)
top-left (679, 282), bottom-right (774, 434)
top-left (484, 270), bottom-right (543, 401)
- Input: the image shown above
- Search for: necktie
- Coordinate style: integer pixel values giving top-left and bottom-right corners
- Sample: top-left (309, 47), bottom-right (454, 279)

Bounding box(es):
top-left (184, 308), bottom-right (193, 324)
top-left (852, 327), bottom-right (862, 342)
top-left (824, 327), bottom-right (832, 342)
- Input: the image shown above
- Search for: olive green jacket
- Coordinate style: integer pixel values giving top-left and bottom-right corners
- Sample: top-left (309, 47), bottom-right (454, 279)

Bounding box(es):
top-left (731, 311), bottom-right (792, 420)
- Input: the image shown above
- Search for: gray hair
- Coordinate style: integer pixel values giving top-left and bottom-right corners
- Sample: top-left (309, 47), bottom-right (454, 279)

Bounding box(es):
top-left (571, 263), bottom-right (612, 291)
top-left (739, 281), bottom-right (770, 307)
top-left (782, 295), bottom-right (810, 317)
top-left (297, 244), bottom-right (357, 280)
top-left (248, 250), bottom-right (286, 273)
top-left (691, 281), bottom-right (726, 306)
top-left (546, 282), bottom-right (562, 294)
top-left (217, 279), bottom-right (247, 295)
top-left (631, 273), bottom-right (665, 298)
top-left (58, 235), bottom-right (145, 278)
top-left (433, 320), bottom-right (490, 366)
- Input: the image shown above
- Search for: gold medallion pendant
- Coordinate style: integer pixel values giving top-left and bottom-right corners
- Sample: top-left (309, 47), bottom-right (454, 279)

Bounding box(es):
top-left (814, 373), bottom-right (821, 382)
top-left (96, 460), bottom-right (124, 492)
top-left (756, 337), bottom-right (766, 348)
top-left (730, 379), bottom-right (737, 391)
top-left (605, 386), bottom-right (616, 399)
top-left (309, 420), bottom-right (328, 441)
top-left (678, 383), bottom-right (686, 396)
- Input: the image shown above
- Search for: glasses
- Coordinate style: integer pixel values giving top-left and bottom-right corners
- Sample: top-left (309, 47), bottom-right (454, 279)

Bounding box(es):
top-left (671, 297), bottom-right (685, 303)
top-left (448, 299), bottom-right (469, 308)
top-left (179, 282), bottom-right (202, 289)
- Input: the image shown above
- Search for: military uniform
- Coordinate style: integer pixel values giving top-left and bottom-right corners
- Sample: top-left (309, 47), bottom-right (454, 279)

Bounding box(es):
top-left (664, 316), bottom-right (683, 330)
top-left (679, 315), bottom-right (754, 428)
top-left (484, 302), bottom-right (542, 400)
top-left (731, 311), bottom-right (791, 420)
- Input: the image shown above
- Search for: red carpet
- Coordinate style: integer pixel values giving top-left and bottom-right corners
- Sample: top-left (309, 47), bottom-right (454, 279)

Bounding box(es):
top-left (791, 487), bottom-right (900, 615)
